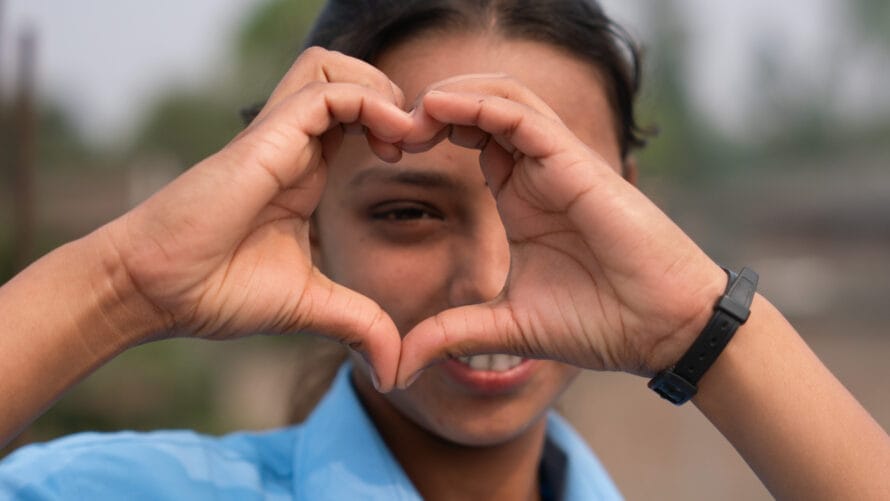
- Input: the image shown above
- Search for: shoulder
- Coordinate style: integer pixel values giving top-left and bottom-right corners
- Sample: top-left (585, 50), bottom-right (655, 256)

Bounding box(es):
top-left (0, 427), bottom-right (301, 500)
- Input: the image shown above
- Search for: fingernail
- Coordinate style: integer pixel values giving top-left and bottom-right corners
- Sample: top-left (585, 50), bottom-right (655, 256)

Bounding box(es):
top-left (390, 80), bottom-right (403, 101)
top-left (403, 371), bottom-right (421, 389)
top-left (370, 371), bottom-right (382, 393)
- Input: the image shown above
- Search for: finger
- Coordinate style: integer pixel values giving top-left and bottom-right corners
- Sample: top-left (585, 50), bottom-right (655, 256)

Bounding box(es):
top-left (254, 47), bottom-right (405, 124)
top-left (300, 273), bottom-right (402, 392)
top-left (477, 137), bottom-right (516, 196)
top-left (223, 82), bottom-right (413, 212)
top-left (401, 73), bottom-right (561, 148)
top-left (135, 84), bottom-right (412, 252)
top-left (367, 132), bottom-right (403, 163)
top-left (420, 90), bottom-right (563, 160)
top-left (413, 73), bottom-right (560, 122)
top-left (398, 120), bottom-right (451, 154)
top-left (396, 302), bottom-right (524, 389)
top-left (403, 89), bottom-right (562, 201)
top-left (449, 125), bottom-right (490, 150)
top-left (335, 124), bottom-right (403, 163)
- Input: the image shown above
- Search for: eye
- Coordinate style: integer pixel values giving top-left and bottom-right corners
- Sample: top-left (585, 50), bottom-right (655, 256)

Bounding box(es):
top-left (368, 201), bottom-right (445, 243)
top-left (370, 202), bottom-right (443, 222)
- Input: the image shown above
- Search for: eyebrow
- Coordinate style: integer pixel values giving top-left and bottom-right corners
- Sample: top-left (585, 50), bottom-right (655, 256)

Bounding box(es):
top-left (348, 166), bottom-right (463, 191)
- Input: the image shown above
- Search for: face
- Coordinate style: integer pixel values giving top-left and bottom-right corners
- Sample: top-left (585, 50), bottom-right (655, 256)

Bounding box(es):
top-left (312, 32), bottom-right (626, 446)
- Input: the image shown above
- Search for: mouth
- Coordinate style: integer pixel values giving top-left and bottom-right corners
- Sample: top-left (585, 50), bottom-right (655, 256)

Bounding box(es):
top-left (442, 354), bottom-right (536, 395)
top-left (457, 354), bottom-right (524, 372)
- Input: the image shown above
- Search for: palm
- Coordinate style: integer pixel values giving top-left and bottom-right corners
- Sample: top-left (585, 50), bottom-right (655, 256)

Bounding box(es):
top-left (167, 218), bottom-right (315, 339)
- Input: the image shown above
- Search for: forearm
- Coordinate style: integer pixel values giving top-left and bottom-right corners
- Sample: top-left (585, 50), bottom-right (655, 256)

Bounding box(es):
top-left (694, 295), bottom-right (890, 500)
top-left (0, 229), bottom-right (166, 447)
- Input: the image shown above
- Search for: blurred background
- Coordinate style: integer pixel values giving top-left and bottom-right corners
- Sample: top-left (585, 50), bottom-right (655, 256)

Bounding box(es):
top-left (1, 0), bottom-right (888, 498)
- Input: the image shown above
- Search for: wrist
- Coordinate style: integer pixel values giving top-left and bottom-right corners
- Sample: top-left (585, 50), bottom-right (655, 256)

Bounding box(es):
top-left (643, 261), bottom-right (729, 374)
top-left (77, 226), bottom-right (173, 349)
top-left (649, 266), bottom-right (759, 404)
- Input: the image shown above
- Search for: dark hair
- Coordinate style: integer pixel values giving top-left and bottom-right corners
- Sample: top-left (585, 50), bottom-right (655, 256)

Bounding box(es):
top-left (305, 0), bottom-right (646, 157)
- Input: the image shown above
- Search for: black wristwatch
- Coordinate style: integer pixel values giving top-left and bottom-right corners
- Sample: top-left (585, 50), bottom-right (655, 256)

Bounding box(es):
top-left (648, 267), bottom-right (759, 405)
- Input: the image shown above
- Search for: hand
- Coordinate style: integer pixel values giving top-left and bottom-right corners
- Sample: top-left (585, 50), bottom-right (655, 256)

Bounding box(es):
top-left (100, 48), bottom-right (411, 390)
top-left (396, 75), bottom-right (727, 387)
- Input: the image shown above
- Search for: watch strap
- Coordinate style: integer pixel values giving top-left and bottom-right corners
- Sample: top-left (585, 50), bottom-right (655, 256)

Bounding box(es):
top-left (648, 267), bottom-right (759, 405)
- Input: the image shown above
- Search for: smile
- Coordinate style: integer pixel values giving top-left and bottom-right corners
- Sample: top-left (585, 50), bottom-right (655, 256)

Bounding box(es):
top-left (457, 354), bottom-right (524, 372)
top-left (442, 354), bottom-right (536, 395)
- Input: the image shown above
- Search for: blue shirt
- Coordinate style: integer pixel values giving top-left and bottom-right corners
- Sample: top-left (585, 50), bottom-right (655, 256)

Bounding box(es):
top-left (0, 365), bottom-right (622, 500)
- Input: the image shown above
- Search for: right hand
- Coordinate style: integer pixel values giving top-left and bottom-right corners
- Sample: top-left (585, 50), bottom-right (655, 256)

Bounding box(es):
top-left (99, 48), bottom-right (410, 390)
top-left (395, 75), bottom-right (725, 385)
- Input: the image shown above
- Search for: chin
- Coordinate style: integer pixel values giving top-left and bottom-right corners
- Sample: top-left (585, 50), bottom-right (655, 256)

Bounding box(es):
top-left (424, 409), bottom-right (549, 447)
top-left (351, 354), bottom-right (579, 449)
top-left (388, 361), bottom-right (581, 447)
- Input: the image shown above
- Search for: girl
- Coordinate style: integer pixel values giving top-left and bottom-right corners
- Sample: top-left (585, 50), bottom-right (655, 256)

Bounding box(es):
top-left (1, 1), bottom-right (888, 499)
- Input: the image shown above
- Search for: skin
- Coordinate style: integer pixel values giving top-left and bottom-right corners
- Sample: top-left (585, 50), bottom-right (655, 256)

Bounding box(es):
top-left (312, 33), bottom-right (627, 499)
top-left (0, 26), bottom-right (888, 501)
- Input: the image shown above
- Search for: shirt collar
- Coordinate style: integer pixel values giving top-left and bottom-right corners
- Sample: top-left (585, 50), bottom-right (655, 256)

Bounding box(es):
top-left (292, 364), bottom-right (421, 500)
top-left (292, 364), bottom-right (621, 500)
top-left (545, 412), bottom-right (623, 500)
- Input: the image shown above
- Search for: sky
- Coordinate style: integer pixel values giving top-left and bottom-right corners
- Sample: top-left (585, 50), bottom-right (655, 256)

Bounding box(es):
top-left (1, 0), bottom-right (887, 145)
top-left (0, 0), bottom-right (260, 144)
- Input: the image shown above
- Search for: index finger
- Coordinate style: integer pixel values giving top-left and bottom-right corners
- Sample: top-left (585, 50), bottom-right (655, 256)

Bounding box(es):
top-left (418, 89), bottom-right (565, 160)
top-left (251, 47), bottom-right (405, 125)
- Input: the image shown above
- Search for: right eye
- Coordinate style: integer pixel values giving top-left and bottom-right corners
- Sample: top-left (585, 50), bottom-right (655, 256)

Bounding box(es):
top-left (372, 204), bottom-right (440, 221)
top-left (368, 201), bottom-right (445, 242)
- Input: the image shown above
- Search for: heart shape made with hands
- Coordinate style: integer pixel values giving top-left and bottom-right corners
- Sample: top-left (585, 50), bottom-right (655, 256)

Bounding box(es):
top-left (121, 66), bottom-right (723, 396)
top-left (116, 52), bottom-right (707, 395)
top-left (314, 81), bottom-right (725, 393)
top-left (121, 49), bottom-right (722, 394)
top-left (387, 87), bottom-right (634, 389)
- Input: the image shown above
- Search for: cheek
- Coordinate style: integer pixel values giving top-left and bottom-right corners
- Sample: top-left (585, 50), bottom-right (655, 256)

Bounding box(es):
top-left (319, 234), bottom-right (454, 333)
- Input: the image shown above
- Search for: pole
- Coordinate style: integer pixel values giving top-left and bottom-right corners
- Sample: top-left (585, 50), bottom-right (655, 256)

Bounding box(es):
top-left (12, 27), bottom-right (36, 271)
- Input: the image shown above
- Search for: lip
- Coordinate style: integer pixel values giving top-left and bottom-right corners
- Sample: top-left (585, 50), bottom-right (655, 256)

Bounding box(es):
top-left (441, 357), bottom-right (537, 395)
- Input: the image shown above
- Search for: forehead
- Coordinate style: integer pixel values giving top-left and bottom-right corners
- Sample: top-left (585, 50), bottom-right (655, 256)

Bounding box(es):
top-left (375, 32), bottom-right (623, 167)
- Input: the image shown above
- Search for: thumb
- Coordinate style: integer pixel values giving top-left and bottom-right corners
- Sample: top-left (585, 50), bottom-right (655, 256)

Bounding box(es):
top-left (397, 301), bottom-right (522, 389)
top-left (300, 273), bottom-right (402, 392)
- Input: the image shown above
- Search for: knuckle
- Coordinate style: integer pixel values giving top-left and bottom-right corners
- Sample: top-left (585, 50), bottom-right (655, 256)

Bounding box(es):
top-left (300, 80), bottom-right (329, 98)
top-left (300, 45), bottom-right (329, 63)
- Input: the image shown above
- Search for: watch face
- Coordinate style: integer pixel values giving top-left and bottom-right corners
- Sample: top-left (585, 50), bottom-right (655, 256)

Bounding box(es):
top-left (648, 371), bottom-right (697, 405)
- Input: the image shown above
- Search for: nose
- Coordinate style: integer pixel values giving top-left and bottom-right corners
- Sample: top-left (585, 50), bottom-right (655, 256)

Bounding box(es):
top-left (446, 213), bottom-right (510, 308)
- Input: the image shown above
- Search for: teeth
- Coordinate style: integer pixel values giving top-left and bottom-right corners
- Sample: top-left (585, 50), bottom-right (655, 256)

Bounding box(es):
top-left (470, 354), bottom-right (491, 370)
top-left (492, 354), bottom-right (521, 371)
top-left (459, 354), bottom-right (523, 372)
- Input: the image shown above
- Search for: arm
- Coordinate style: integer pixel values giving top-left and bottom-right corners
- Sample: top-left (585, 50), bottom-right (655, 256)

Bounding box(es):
top-left (0, 233), bottom-right (162, 447)
top-left (695, 294), bottom-right (890, 499)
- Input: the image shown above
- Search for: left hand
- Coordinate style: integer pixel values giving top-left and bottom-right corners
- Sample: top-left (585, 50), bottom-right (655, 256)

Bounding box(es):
top-left (396, 75), bottom-right (727, 387)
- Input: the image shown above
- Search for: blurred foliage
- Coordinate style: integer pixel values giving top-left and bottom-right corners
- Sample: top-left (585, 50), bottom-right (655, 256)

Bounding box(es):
top-left (135, 90), bottom-right (242, 169)
top-left (633, 0), bottom-right (744, 180)
top-left (35, 104), bottom-right (97, 170)
top-left (235, 0), bottom-right (325, 96)
top-left (128, 0), bottom-right (325, 170)
top-left (849, 0), bottom-right (890, 45)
